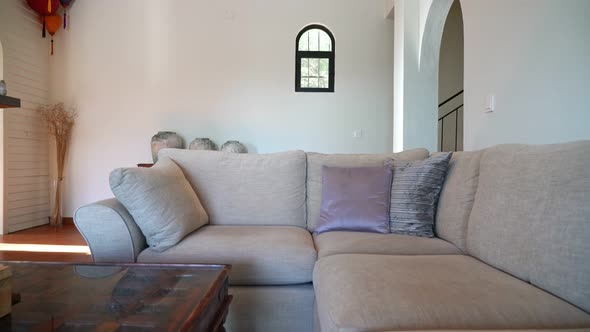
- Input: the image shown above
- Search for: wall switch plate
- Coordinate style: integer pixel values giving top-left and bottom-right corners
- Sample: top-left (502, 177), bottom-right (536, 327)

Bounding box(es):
top-left (353, 129), bottom-right (363, 139)
top-left (485, 94), bottom-right (495, 113)
top-left (224, 9), bottom-right (235, 20)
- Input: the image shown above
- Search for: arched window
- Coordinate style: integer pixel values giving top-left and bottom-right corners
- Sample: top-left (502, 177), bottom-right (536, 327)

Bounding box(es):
top-left (295, 25), bottom-right (335, 92)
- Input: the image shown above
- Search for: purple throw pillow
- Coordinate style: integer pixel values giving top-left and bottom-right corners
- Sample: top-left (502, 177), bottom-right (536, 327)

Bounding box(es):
top-left (315, 166), bottom-right (393, 234)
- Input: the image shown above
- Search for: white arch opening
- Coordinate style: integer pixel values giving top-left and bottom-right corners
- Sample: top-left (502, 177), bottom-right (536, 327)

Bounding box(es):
top-left (395, 0), bottom-right (462, 152)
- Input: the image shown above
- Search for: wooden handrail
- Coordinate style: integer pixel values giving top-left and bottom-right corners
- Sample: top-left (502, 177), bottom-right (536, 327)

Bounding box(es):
top-left (438, 90), bottom-right (463, 108)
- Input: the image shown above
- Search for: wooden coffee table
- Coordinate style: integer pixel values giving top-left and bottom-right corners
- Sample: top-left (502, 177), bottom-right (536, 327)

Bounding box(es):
top-left (0, 262), bottom-right (232, 331)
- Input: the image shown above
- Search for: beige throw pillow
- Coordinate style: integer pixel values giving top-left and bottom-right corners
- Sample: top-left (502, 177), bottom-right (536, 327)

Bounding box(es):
top-left (110, 157), bottom-right (208, 252)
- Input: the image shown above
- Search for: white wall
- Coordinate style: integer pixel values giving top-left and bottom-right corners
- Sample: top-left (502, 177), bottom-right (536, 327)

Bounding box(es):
top-left (51, 0), bottom-right (395, 216)
top-left (0, 0), bottom-right (51, 233)
top-left (392, 0), bottom-right (406, 152)
top-left (394, 0), bottom-right (590, 152)
top-left (461, 0), bottom-right (590, 150)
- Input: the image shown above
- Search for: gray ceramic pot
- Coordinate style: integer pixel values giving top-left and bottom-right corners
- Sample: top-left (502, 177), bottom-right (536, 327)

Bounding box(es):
top-left (189, 138), bottom-right (216, 151)
top-left (0, 80), bottom-right (7, 96)
top-left (151, 131), bottom-right (184, 162)
top-left (221, 140), bottom-right (247, 153)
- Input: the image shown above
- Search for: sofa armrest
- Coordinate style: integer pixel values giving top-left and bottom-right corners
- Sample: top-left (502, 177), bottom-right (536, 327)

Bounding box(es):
top-left (74, 198), bottom-right (147, 263)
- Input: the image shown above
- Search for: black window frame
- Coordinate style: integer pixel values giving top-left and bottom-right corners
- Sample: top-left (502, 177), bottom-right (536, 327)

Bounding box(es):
top-left (295, 24), bottom-right (335, 93)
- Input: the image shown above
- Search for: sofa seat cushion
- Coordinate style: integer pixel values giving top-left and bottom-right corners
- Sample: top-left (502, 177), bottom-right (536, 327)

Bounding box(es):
top-left (138, 225), bottom-right (317, 285)
top-left (313, 255), bottom-right (590, 332)
top-left (313, 231), bottom-right (461, 258)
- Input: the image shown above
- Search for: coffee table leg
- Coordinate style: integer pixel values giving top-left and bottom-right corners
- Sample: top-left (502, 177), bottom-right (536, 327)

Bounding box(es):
top-left (216, 295), bottom-right (232, 332)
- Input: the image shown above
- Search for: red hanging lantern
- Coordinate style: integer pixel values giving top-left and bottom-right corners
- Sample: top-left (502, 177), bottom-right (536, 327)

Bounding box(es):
top-left (59, 0), bottom-right (75, 29)
top-left (45, 14), bottom-right (62, 55)
top-left (26, 0), bottom-right (60, 37)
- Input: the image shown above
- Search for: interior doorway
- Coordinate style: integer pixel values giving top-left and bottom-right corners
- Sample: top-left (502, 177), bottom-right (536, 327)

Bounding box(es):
top-left (437, 0), bottom-right (464, 152)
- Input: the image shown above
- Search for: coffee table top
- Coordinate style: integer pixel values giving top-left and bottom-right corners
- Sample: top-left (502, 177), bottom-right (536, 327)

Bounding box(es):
top-left (0, 262), bottom-right (231, 331)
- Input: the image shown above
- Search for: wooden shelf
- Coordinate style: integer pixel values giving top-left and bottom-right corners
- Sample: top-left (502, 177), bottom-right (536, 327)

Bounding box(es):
top-left (0, 95), bottom-right (21, 109)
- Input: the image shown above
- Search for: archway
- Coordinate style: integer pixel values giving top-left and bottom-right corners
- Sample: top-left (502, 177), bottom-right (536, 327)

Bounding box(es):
top-left (437, 0), bottom-right (464, 151)
top-left (393, 0), bottom-right (463, 152)
top-left (394, 0), bottom-right (458, 152)
top-left (415, 0), bottom-right (463, 153)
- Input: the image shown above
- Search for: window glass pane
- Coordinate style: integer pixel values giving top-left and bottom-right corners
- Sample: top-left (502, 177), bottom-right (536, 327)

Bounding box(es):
top-left (308, 77), bottom-right (319, 88)
top-left (301, 77), bottom-right (309, 88)
top-left (319, 31), bottom-right (332, 51)
top-left (300, 58), bottom-right (330, 89)
top-left (301, 58), bottom-right (309, 77)
top-left (308, 30), bottom-right (319, 51)
top-left (309, 58), bottom-right (319, 77)
top-left (298, 28), bottom-right (332, 52)
top-left (298, 32), bottom-right (309, 51)
top-left (319, 59), bottom-right (329, 78)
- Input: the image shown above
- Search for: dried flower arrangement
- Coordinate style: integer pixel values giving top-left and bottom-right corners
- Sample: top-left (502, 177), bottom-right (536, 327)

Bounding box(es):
top-left (38, 103), bottom-right (77, 226)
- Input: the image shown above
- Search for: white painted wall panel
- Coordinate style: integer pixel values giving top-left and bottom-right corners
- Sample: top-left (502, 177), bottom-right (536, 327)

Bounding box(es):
top-left (0, 0), bottom-right (51, 233)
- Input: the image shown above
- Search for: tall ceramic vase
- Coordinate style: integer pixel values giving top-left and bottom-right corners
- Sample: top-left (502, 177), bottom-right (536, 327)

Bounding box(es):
top-left (151, 131), bottom-right (184, 162)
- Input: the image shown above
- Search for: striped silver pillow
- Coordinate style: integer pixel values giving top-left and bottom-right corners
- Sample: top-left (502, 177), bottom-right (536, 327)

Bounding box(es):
top-left (385, 153), bottom-right (452, 237)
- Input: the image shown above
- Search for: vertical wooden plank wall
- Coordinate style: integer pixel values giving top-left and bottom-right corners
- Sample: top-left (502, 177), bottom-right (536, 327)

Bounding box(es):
top-left (0, 0), bottom-right (51, 233)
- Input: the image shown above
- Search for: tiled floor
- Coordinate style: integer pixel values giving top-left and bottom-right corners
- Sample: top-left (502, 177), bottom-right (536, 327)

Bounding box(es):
top-left (0, 224), bottom-right (92, 263)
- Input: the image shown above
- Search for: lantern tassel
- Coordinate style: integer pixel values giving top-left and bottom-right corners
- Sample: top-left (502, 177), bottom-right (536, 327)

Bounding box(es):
top-left (42, 18), bottom-right (46, 38)
top-left (63, 10), bottom-right (67, 29)
top-left (51, 39), bottom-right (54, 56)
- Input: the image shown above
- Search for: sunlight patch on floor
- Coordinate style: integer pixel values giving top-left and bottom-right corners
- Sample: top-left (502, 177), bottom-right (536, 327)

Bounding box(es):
top-left (0, 243), bottom-right (91, 254)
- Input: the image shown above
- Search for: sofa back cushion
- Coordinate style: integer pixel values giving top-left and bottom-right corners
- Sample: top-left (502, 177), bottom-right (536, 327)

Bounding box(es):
top-left (466, 141), bottom-right (590, 313)
top-left (160, 149), bottom-right (307, 227)
top-left (435, 151), bottom-right (482, 252)
top-left (306, 149), bottom-right (429, 232)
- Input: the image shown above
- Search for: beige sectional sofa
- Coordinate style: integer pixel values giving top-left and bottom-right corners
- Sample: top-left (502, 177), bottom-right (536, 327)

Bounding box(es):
top-left (74, 141), bottom-right (590, 332)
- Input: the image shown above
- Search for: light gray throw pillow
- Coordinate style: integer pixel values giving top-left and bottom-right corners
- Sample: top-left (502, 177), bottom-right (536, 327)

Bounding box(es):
top-left (385, 153), bottom-right (452, 237)
top-left (110, 157), bottom-right (208, 252)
